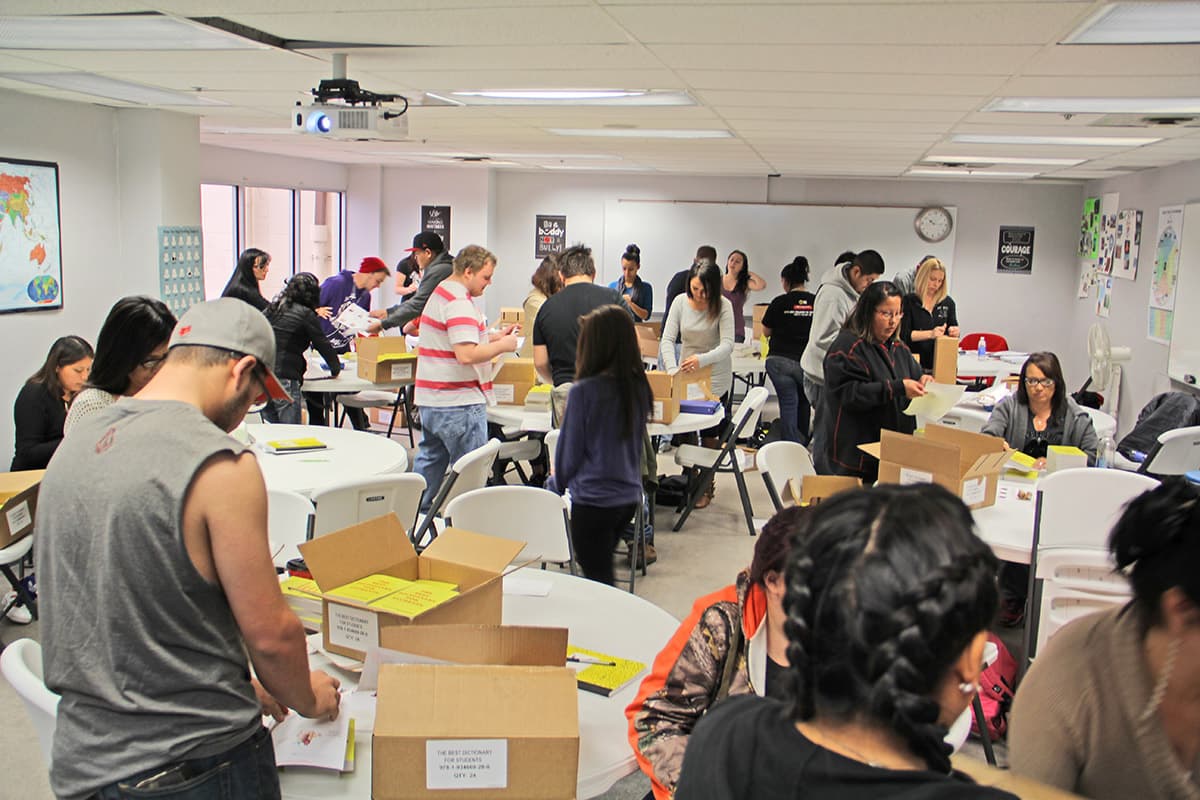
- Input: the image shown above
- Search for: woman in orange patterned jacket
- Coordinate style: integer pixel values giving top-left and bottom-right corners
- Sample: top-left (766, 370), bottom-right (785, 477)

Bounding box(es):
top-left (625, 506), bottom-right (812, 799)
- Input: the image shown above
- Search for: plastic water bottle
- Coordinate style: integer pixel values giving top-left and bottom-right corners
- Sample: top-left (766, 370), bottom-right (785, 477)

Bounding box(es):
top-left (1097, 434), bottom-right (1114, 469)
top-left (977, 337), bottom-right (987, 358)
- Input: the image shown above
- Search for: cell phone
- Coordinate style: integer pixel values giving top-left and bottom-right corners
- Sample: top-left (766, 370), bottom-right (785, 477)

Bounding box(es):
top-left (125, 764), bottom-right (193, 790)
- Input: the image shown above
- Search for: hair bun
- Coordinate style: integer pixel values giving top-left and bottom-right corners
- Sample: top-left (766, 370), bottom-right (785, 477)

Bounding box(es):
top-left (625, 244), bottom-right (640, 257)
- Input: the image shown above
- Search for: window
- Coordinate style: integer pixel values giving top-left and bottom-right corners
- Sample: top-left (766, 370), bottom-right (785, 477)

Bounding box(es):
top-left (200, 184), bottom-right (345, 301)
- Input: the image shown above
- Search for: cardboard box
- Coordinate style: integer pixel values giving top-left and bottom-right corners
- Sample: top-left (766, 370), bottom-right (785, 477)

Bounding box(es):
top-left (635, 321), bottom-right (662, 340)
top-left (299, 516), bottom-right (525, 661)
top-left (1046, 445), bottom-right (1088, 473)
top-left (493, 358), bottom-right (537, 405)
top-left (374, 662), bottom-right (579, 800)
top-left (645, 371), bottom-right (679, 423)
top-left (379, 624), bottom-right (568, 666)
top-left (932, 336), bottom-right (959, 384)
top-left (0, 470), bottom-right (42, 549)
top-left (499, 307), bottom-right (525, 326)
top-left (356, 337), bottom-right (415, 383)
top-left (634, 323), bottom-right (660, 360)
top-left (751, 303), bottom-right (770, 342)
top-left (670, 365), bottom-right (715, 403)
top-left (863, 424), bottom-right (1009, 510)
top-left (790, 475), bottom-right (862, 506)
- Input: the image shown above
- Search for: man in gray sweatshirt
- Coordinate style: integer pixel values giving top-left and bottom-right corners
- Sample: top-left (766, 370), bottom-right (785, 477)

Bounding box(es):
top-left (369, 231), bottom-right (453, 333)
top-left (800, 249), bottom-right (885, 472)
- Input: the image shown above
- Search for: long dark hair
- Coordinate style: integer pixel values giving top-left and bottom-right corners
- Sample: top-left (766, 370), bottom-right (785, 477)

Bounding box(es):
top-left (844, 280), bottom-right (903, 342)
top-left (781, 256), bottom-right (810, 290)
top-left (266, 272), bottom-right (321, 320)
top-left (88, 296), bottom-right (176, 395)
top-left (223, 247), bottom-right (269, 296)
top-left (1016, 351), bottom-right (1067, 418)
top-left (784, 484), bottom-right (999, 774)
top-left (688, 260), bottom-right (723, 319)
top-left (575, 305), bottom-right (651, 440)
top-left (531, 255), bottom-right (562, 297)
top-left (726, 249), bottom-right (751, 294)
top-left (1110, 479), bottom-right (1200, 631)
top-left (748, 505), bottom-right (813, 587)
top-left (29, 335), bottom-right (94, 399)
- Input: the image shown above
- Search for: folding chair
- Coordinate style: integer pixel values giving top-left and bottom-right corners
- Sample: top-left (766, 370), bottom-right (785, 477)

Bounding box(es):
top-left (411, 439), bottom-right (502, 548)
top-left (337, 387), bottom-right (415, 447)
top-left (0, 638), bottom-right (58, 764)
top-left (756, 440), bottom-right (816, 512)
top-left (266, 489), bottom-right (315, 569)
top-left (1137, 425), bottom-right (1200, 476)
top-left (1034, 549), bottom-right (1131, 656)
top-left (444, 486), bottom-right (575, 574)
top-left (673, 387), bottom-right (769, 537)
top-left (310, 474), bottom-right (427, 540)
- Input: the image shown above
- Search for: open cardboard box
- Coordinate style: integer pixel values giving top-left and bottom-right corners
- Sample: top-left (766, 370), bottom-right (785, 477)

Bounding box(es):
top-left (932, 336), bottom-right (959, 384)
top-left (493, 357), bottom-right (537, 405)
top-left (860, 424), bottom-right (1009, 510)
top-left (356, 336), bottom-right (414, 383)
top-left (499, 307), bottom-right (525, 326)
top-left (299, 515), bottom-right (524, 661)
top-left (789, 475), bottom-right (862, 506)
top-left (374, 657), bottom-right (579, 800)
top-left (646, 365), bottom-right (716, 423)
top-left (633, 323), bottom-right (660, 360)
top-left (0, 470), bottom-right (43, 549)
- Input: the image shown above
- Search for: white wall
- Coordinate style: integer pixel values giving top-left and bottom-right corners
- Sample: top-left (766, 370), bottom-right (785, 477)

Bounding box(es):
top-left (1074, 160), bottom-right (1200, 436)
top-left (0, 90), bottom-right (199, 464)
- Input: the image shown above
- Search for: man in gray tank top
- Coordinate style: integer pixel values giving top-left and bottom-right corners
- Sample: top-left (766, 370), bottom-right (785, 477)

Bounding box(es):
top-left (37, 298), bottom-right (342, 800)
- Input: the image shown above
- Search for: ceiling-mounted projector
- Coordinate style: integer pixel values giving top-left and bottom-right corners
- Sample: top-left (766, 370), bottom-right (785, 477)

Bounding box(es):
top-left (291, 101), bottom-right (409, 140)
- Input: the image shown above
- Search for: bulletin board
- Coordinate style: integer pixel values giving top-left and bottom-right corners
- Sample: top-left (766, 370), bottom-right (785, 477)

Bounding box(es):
top-left (600, 199), bottom-right (958, 307)
top-left (158, 226), bottom-right (205, 317)
top-left (1166, 201), bottom-right (1200, 385)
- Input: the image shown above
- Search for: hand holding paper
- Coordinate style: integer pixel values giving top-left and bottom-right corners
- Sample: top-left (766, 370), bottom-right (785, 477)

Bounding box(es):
top-left (903, 382), bottom-right (966, 423)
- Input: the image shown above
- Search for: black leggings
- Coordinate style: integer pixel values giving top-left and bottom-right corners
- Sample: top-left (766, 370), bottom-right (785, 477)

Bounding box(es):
top-left (570, 502), bottom-right (637, 586)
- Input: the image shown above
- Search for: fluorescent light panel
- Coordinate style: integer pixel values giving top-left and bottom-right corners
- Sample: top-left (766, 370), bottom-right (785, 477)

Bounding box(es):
top-left (447, 89), bottom-right (693, 107)
top-left (1063, 2), bottom-right (1200, 44)
top-left (0, 72), bottom-right (227, 106)
top-left (0, 14), bottom-right (269, 50)
top-left (907, 168), bottom-right (1038, 179)
top-left (547, 128), bottom-right (732, 139)
top-left (924, 155), bottom-right (1086, 166)
top-left (984, 97), bottom-right (1200, 114)
top-left (952, 134), bottom-right (1161, 147)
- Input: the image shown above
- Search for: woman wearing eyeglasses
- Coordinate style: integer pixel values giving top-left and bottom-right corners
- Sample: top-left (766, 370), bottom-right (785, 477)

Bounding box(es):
top-left (64, 296), bottom-right (177, 435)
top-left (822, 281), bottom-right (929, 483)
top-left (981, 351), bottom-right (1098, 468)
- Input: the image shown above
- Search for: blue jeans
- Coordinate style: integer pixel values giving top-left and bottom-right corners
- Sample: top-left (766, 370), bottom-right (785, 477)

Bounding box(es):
top-left (93, 725), bottom-right (279, 799)
top-left (765, 356), bottom-right (810, 445)
top-left (414, 403), bottom-right (488, 512)
top-left (803, 373), bottom-right (830, 474)
top-left (262, 378), bottom-right (302, 425)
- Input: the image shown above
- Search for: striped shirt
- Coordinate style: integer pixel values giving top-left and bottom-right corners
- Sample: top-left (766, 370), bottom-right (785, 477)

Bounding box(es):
top-left (414, 280), bottom-right (494, 407)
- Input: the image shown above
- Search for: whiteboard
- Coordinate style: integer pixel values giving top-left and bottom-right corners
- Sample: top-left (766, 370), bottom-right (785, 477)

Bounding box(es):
top-left (1167, 201), bottom-right (1200, 386)
top-left (600, 199), bottom-right (958, 312)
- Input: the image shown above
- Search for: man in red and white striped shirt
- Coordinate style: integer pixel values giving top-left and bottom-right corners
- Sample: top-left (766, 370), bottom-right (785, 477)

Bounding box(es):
top-left (413, 245), bottom-right (519, 512)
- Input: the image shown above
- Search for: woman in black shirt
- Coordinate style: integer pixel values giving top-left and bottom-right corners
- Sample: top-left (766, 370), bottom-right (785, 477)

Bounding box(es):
top-left (900, 257), bottom-right (959, 370)
top-left (263, 272), bottom-right (341, 424)
top-left (762, 256), bottom-right (816, 445)
top-left (221, 247), bottom-right (272, 311)
top-left (676, 484), bottom-right (1015, 800)
top-left (12, 335), bottom-right (93, 470)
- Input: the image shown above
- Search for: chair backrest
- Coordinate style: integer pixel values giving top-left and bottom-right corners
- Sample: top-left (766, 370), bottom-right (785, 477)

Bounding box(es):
top-left (1034, 468), bottom-right (1158, 562)
top-left (0, 638), bottom-right (59, 763)
top-left (959, 332), bottom-right (1010, 352)
top-left (1140, 425), bottom-right (1200, 475)
top-left (724, 387), bottom-right (770, 447)
top-left (1035, 549), bottom-right (1131, 655)
top-left (310, 474), bottom-right (427, 538)
top-left (266, 489), bottom-right (315, 568)
top-left (444, 485), bottom-right (572, 564)
top-left (437, 438), bottom-right (503, 512)
top-left (544, 429), bottom-right (560, 473)
top-left (756, 441), bottom-right (816, 511)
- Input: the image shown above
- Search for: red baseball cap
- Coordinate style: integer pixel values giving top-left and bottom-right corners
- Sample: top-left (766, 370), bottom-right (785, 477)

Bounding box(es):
top-left (359, 256), bottom-right (390, 274)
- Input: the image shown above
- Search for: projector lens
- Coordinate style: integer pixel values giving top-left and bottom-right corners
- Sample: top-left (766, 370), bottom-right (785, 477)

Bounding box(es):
top-left (306, 112), bottom-right (332, 133)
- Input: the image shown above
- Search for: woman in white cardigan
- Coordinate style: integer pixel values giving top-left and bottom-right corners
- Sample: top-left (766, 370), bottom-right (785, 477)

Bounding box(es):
top-left (660, 259), bottom-right (734, 508)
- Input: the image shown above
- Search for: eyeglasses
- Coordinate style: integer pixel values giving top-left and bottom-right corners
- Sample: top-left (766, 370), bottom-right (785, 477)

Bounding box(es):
top-left (875, 310), bottom-right (903, 321)
top-left (1024, 377), bottom-right (1055, 388)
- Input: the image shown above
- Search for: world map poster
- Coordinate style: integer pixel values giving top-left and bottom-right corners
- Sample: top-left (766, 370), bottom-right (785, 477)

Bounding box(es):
top-left (0, 158), bottom-right (63, 313)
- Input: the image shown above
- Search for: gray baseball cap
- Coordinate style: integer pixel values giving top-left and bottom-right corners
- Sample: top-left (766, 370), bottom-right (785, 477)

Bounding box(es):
top-left (169, 298), bottom-right (289, 401)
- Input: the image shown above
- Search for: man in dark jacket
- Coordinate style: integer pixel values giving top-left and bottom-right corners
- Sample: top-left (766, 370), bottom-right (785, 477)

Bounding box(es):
top-left (369, 232), bottom-right (453, 334)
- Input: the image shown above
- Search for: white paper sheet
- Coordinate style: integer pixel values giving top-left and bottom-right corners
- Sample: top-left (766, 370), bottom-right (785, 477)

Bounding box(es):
top-left (357, 647), bottom-right (451, 693)
top-left (903, 382), bottom-right (966, 423)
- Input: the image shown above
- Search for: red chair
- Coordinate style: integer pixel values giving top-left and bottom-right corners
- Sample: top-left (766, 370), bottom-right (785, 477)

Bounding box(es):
top-left (959, 332), bottom-right (1010, 387)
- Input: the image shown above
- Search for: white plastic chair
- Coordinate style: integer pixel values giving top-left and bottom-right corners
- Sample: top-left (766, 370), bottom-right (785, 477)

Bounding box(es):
top-left (1023, 468), bottom-right (1157, 669)
top-left (337, 388), bottom-right (414, 446)
top-left (412, 438), bottom-right (503, 548)
top-left (1138, 425), bottom-right (1200, 476)
top-left (444, 486), bottom-right (575, 574)
top-left (310, 474), bottom-right (427, 539)
top-left (756, 441), bottom-right (817, 512)
top-left (544, 429), bottom-right (560, 473)
top-left (266, 489), bottom-right (315, 569)
top-left (1034, 549), bottom-right (1131, 655)
top-left (0, 638), bottom-right (59, 764)
top-left (674, 387), bottom-right (769, 537)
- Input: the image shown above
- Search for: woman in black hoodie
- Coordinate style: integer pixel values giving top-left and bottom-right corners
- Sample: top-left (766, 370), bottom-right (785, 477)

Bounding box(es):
top-left (263, 272), bottom-right (341, 424)
top-left (822, 281), bottom-right (930, 482)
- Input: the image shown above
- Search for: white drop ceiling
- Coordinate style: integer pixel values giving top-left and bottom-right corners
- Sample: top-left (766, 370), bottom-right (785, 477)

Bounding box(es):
top-left (1, 1), bottom-right (1199, 180)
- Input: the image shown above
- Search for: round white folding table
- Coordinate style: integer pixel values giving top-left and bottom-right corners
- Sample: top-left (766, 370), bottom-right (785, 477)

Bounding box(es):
top-left (957, 352), bottom-right (1023, 378)
top-left (970, 479), bottom-right (1038, 564)
top-left (487, 404), bottom-right (725, 438)
top-left (279, 569), bottom-right (679, 800)
top-left (248, 424), bottom-right (409, 496)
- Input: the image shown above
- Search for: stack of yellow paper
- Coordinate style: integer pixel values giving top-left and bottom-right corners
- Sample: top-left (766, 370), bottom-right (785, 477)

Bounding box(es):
top-left (368, 579), bottom-right (460, 618)
top-left (326, 574), bottom-right (413, 604)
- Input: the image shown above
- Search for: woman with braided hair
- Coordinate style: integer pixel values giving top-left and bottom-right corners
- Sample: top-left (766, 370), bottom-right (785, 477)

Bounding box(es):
top-left (675, 483), bottom-right (1014, 800)
top-left (1010, 478), bottom-right (1200, 800)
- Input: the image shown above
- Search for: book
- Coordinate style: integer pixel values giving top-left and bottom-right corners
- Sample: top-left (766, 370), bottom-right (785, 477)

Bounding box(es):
top-left (263, 437), bottom-right (327, 454)
top-left (326, 573), bottom-right (413, 604)
top-left (280, 576), bottom-right (323, 631)
top-left (368, 579), bottom-right (460, 618)
top-left (1004, 451), bottom-right (1041, 482)
top-left (271, 711), bottom-right (355, 772)
top-left (566, 645), bottom-right (647, 697)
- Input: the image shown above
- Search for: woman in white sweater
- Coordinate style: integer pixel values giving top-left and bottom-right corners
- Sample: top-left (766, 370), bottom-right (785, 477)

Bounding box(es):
top-left (660, 260), bottom-right (734, 508)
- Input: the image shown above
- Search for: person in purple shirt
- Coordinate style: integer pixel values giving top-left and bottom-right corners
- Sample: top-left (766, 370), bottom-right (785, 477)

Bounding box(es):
top-left (548, 306), bottom-right (651, 586)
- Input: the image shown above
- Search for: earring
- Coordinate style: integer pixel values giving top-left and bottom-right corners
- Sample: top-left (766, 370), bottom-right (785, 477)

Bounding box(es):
top-left (958, 682), bottom-right (977, 696)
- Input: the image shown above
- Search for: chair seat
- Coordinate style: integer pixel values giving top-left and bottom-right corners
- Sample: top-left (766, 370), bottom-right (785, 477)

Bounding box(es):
top-left (338, 390), bottom-right (398, 408)
top-left (0, 535), bottom-right (34, 565)
top-left (675, 444), bottom-right (747, 471)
